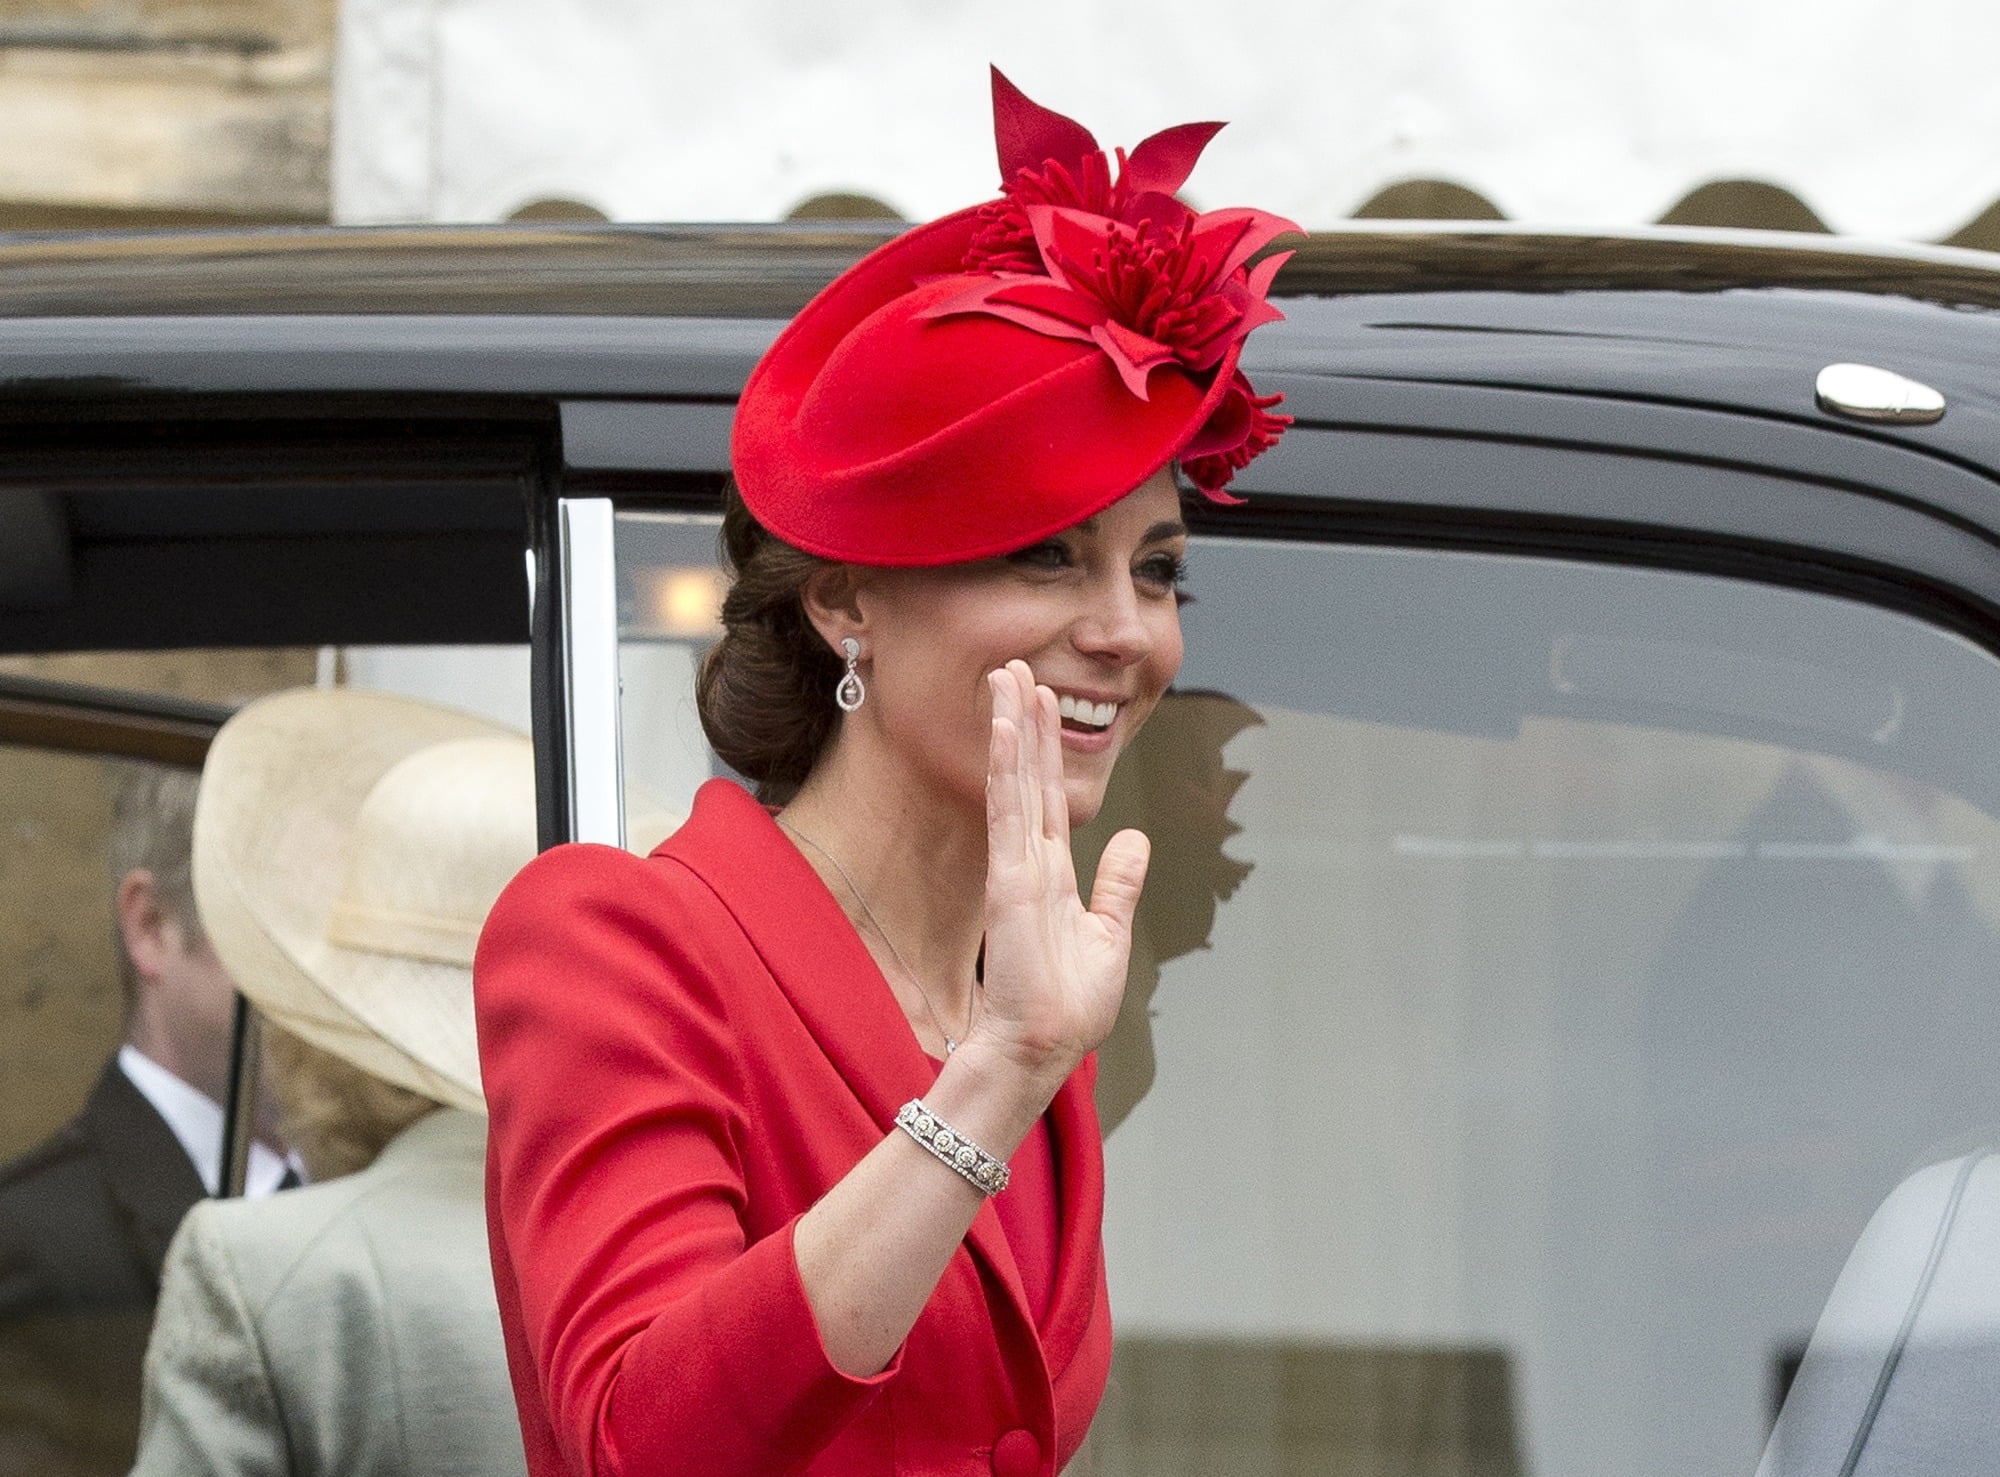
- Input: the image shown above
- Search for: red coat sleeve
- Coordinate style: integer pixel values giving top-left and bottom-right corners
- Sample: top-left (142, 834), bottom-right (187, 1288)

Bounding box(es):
top-left (475, 843), bottom-right (899, 1477)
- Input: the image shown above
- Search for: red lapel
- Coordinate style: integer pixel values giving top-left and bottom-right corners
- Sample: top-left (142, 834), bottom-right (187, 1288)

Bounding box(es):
top-left (1038, 1059), bottom-right (1105, 1376)
top-left (661, 779), bottom-right (1061, 1346)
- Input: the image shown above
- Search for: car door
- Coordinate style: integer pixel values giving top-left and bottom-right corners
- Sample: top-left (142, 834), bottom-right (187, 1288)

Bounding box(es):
top-left (0, 405), bottom-right (546, 1477)
top-left (555, 364), bottom-right (2000, 1477)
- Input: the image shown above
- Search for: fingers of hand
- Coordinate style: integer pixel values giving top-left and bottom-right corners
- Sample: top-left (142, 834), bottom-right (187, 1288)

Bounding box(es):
top-left (1089, 828), bottom-right (1151, 935)
top-left (1006, 660), bottom-right (1043, 840)
top-left (987, 671), bottom-right (1026, 858)
top-left (1035, 684), bottom-right (1068, 844)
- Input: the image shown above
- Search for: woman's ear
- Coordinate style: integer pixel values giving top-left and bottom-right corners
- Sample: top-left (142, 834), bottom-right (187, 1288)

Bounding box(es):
top-left (800, 563), bottom-right (869, 657)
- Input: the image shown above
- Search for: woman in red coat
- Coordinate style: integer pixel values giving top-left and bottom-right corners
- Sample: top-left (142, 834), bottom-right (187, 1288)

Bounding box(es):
top-left (475, 70), bottom-right (1296, 1477)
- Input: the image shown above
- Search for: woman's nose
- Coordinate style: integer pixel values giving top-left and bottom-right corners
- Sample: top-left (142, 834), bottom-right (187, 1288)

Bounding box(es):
top-left (1072, 577), bottom-right (1153, 663)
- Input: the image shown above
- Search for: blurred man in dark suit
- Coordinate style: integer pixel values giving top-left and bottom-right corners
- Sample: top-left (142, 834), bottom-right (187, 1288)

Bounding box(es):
top-left (0, 766), bottom-right (290, 1477)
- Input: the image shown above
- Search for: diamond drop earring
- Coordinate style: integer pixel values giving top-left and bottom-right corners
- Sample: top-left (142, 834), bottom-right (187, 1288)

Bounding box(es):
top-left (834, 637), bottom-right (866, 712)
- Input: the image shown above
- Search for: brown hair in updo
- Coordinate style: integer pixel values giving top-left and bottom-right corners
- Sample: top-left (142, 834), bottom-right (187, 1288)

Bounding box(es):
top-left (261, 1025), bottom-right (438, 1182)
top-left (696, 479), bottom-right (845, 804)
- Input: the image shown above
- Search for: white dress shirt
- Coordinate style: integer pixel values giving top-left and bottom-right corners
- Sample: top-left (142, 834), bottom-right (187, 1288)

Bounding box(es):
top-left (118, 1044), bottom-right (301, 1197)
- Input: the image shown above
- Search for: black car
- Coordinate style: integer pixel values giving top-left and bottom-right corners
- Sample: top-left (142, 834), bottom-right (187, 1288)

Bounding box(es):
top-left (3, 220), bottom-right (1999, 1477)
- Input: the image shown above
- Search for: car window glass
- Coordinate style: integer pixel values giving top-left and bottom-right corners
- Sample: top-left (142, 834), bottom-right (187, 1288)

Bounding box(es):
top-left (0, 645), bottom-right (537, 1477)
top-left (0, 648), bottom-right (314, 1477)
top-left (608, 515), bottom-right (2000, 1476)
top-left (339, 644), bottom-right (532, 734)
top-left (0, 651), bottom-right (315, 710)
top-left (1083, 538), bottom-right (2000, 1477)
top-left (614, 511), bottom-right (727, 843)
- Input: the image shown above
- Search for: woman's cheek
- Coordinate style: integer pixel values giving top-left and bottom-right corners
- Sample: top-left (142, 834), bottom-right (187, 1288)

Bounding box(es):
top-left (1156, 612), bottom-right (1187, 685)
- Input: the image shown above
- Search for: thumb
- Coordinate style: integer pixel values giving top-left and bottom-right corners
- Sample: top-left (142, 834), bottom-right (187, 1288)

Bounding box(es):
top-left (1088, 828), bottom-right (1151, 937)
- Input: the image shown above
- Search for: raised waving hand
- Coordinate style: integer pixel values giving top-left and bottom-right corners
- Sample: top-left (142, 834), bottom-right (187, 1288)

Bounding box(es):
top-left (793, 659), bottom-right (1154, 1376)
top-left (971, 659), bottom-right (1150, 1094)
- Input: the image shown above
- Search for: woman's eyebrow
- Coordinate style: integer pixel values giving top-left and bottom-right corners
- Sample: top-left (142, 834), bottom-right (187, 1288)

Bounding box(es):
top-left (1068, 517), bottom-right (1188, 542)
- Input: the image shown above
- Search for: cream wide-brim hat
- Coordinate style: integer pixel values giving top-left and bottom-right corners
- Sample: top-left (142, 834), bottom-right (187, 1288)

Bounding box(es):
top-left (192, 688), bottom-right (538, 1114)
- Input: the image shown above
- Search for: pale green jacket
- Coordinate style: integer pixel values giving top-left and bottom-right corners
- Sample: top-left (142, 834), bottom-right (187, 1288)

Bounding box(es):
top-left (130, 1108), bottom-right (525, 1477)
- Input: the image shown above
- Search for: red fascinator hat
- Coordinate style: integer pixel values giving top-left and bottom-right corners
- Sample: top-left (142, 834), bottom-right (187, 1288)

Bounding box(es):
top-left (731, 69), bottom-right (1300, 567)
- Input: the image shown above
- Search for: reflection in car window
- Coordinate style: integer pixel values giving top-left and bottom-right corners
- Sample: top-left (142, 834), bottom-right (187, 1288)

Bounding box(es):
top-left (0, 649), bottom-right (313, 1477)
top-left (124, 685), bottom-right (533, 1477)
top-left (615, 512), bottom-right (731, 839)
top-left (611, 520), bottom-right (2000, 1476)
top-left (1090, 541), bottom-right (2000, 1477)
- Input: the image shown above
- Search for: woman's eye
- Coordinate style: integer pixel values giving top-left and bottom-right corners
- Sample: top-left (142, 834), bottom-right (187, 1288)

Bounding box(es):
top-left (1137, 552), bottom-right (1188, 591)
top-left (1007, 541), bottom-right (1070, 571)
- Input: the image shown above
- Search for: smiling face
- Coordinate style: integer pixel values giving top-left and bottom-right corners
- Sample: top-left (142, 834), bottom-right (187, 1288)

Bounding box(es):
top-left (827, 468), bottom-right (1188, 827)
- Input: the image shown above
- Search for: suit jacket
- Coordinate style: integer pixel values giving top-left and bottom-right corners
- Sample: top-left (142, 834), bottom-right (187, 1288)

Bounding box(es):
top-left (0, 1059), bottom-right (206, 1477)
top-left (476, 778), bottom-right (1113, 1477)
top-left (131, 1107), bottom-right (525, 1477)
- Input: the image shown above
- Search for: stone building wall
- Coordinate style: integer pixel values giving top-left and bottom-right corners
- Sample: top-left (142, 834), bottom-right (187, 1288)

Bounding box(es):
top-left (0, 3), bottom-right (336, 1148)
top-left (0, 0), bottom-right (335, 226)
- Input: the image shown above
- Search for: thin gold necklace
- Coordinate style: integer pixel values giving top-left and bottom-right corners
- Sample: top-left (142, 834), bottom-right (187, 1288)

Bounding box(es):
top-left (777, 817), bottom-right (974, 1054)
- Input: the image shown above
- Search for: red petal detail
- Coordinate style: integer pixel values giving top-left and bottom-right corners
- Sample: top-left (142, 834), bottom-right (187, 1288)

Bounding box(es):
top-left (1186, 475), bottom-right (1249, 507)
top-left (1190, 208), bottom-right (1303, 286)
top-left (1180, 373), bottom-right (1289, 500)
top-left (919, 275), bottom-right (1104, 345)
top-left (983, 277), bottom-right (1111, 332)
top-left (915, 275), bottom-right (1013, 321)
top-left (969, 299), bottom-right (1101, 346)
top-left (991, 67), bottom-right (1099, 183)
top-left (1231, 289), bottom-right (1287, 340)
top-left (964, 197), bottom-right (1043, 274)
top-left (1122, 120), bottom-right (1226, 197)
top-left (1244, 248), bottom-right (1292, 301)
top-left (1182, 380), bottom-right (1253, 457)
top-left (1121, 188), bottom-right (1197, 237)
top-left (952, 79), bottom-right (1293, 471)
top-left (1090, 319), bottom-right (1175, 399)
top-left (1026, 203), bottom-right (1121, 291)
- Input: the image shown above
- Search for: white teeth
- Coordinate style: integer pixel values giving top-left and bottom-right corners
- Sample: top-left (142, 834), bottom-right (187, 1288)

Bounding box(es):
top-left (1056, 695), bottom-right (1120, 729)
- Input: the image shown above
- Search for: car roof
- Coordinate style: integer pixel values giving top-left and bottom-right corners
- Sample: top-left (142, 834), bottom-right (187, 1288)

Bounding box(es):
top-left (3, 221), bottom-right (1996, 484)
top-left (6, 220), bottom-right (1995, 471)
top-left (4, 219), bottom-right (2000, 318)
top-left (2, 221), bottom-right (1997, 659)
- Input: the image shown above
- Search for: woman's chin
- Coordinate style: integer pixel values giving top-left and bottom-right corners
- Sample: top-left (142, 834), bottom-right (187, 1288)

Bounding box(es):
top-left (1061, 771), bottom-right (1112, 830)
top-left (1059, 734), bottom-right (1131, 828)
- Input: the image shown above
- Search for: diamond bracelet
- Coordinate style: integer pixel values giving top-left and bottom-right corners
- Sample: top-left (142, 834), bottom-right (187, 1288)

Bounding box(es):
top-left (894, 1099), bottom-right (1011, 1196)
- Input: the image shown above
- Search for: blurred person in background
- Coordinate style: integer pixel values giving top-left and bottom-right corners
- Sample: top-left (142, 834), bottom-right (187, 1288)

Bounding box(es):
top-left (0, 766), bottom-right (292, 1477)
top-left (130, 689), bottom-right (534, 1477)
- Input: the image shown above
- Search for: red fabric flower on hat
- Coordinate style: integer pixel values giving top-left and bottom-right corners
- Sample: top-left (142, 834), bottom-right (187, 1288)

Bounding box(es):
top-left (926, 69), bottom-right (1300, 502)
top-left (732, 71), bottom-right (1305, 565)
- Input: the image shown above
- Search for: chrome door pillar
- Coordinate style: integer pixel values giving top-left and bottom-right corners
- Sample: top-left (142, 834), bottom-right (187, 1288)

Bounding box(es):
top-left (553, 497), bottom-right (626, 848)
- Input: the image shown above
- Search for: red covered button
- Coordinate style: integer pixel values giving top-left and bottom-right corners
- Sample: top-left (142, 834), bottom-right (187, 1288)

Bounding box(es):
top-left (991, 1428), bottom-right (1041, 1477)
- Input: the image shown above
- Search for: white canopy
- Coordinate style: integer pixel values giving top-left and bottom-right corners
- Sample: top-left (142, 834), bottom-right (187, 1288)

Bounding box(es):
top-left (332, 0), bottom-right (2000, 242)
